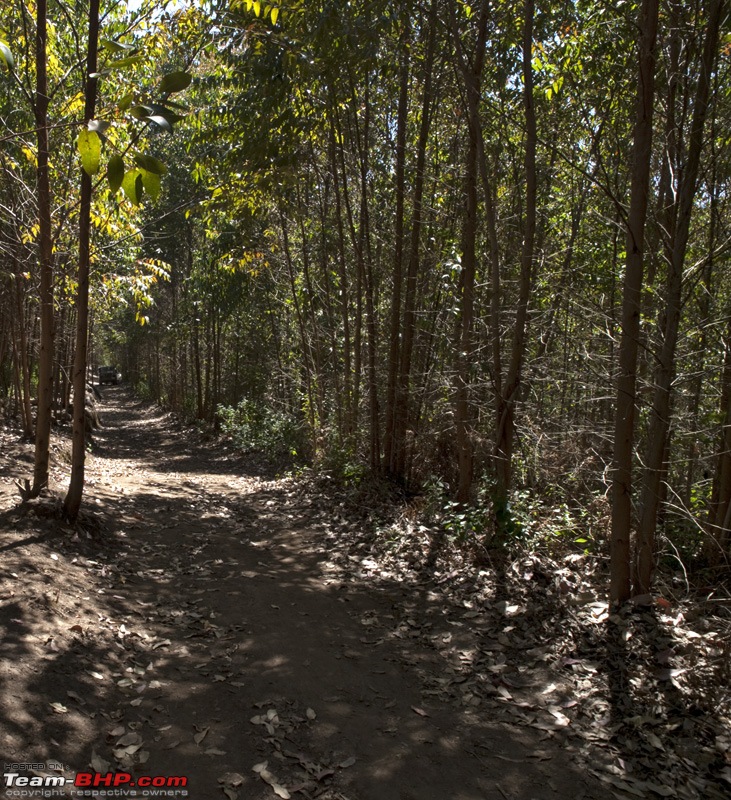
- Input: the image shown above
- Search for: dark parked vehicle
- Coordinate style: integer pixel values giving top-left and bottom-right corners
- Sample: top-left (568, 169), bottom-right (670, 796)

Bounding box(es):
top-left (98, 366), bottom-right (121, 385)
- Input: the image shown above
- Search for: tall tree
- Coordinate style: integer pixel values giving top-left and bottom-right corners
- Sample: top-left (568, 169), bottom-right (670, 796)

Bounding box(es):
top-left (610, 0), bottom-right (660, 605)
top-left (63, 0), bottom-right (101, 521)
top-left (634, 0), bottom-right (726, 595)
top-left (27, 0), bottom-right (55, 499)
top-left (493, 0), bottom-right (538, 522)
top-left (449, 0), bottom-right (489, 503)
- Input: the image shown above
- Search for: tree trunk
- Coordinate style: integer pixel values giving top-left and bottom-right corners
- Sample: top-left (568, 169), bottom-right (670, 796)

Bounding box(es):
top-left (383, 18), bottom-right (410, 476)
top-left (280, 208), bottom-right (317, 441)
top-left (610, 0), bottom-right (660, 605)
top-left (708, 319), bottom-right (731, 559)
top-left (29, 0), bottom-right (55, 498)
top-left (63, 0), bottom-right (100, 520)
top-left (494, 0), bottom-right (538, 524)
top-left (13, 251), bottom-right (34, 437)
top-left (328, 113), bottom-right (353, 441)
top-left (634, 0), bottom-right (725, 595)
top-left (393, 0), bottom-right (438, 482)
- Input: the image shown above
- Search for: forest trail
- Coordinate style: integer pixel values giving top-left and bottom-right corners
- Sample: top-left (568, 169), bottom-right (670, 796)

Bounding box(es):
top-left (0, 390), bottom-right (623, 799)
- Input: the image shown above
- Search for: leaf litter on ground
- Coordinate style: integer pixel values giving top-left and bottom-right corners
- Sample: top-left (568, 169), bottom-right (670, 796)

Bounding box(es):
top-left (292, 472), bottom-right (731, 800)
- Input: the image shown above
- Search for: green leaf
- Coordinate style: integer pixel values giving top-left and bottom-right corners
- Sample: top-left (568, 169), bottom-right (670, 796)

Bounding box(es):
top-left (118, 92), bottom-right (135, 111)
top-left (101, 38), bottom-right (135, 53)
top-left (129, 104), bottom-right (153, 120)
top-left (159, 71), bottom-right (192, 93)
top-left (0, 41), bottom-right (14, 70)
top-left (135, 154), bottom-right (167, 175)
top-left (77, 129), bottom-right (101, 175)
top-left (140, 169), bottom-right (161, 202)
top-left (147, 115), bottom-right (173, 132)
top-left (121, 169), bottom-right (144, 205)
top-left (129, 104), bottom-right (184, 131)
top-left (108, 54), bottom-right (144, 70)
top-left (107, 155), bottom-right (124, 193)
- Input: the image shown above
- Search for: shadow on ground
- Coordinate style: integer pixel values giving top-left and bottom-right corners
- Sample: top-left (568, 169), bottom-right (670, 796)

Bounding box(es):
top-left (0, 387), bottom-right (611, 799)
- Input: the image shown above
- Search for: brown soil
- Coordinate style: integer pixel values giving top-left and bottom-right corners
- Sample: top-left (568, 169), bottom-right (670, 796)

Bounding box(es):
top-left (0, 388), bottom-right (728, 800)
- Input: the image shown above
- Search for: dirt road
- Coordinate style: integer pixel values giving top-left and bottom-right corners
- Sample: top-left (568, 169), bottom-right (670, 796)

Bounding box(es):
top-left (0, 388), bottom-right (605, 799)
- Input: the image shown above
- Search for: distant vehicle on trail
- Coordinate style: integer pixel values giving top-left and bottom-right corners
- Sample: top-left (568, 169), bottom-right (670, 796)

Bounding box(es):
top-left (98, 366), bottom-right (122, 385)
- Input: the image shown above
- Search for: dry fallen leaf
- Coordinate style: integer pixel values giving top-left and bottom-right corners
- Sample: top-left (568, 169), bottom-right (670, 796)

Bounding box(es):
top-left (90, 750), bottom-right (111, 773)
top-left (252, 761), bottom-right (290, 798)
top-left (218, 773), bottom-right (245, 787)
top-left (194, 726), bottom-right (210, 745)
top-left (116, 732), bottom-right (142, 747)
top-left (547, 706), bottom-right (571, 726)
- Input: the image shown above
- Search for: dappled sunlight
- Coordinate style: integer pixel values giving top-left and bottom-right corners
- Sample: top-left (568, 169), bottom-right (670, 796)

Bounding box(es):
top-left (0, 389), bottom-right (625, 799)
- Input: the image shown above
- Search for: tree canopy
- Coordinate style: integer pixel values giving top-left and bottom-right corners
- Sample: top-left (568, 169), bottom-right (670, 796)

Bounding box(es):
top-left (1, 0), bottom-right (730, 599)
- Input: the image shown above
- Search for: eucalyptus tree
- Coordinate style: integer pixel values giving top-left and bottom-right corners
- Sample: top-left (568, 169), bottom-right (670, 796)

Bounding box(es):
top-left (64, 0), bottom-right (195, 520)
top-left (634, 0), bottom-right (727, 595)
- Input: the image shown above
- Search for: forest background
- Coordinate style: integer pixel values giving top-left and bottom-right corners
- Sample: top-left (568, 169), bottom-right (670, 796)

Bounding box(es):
top-left (1, 0), bottom-right (730, 604)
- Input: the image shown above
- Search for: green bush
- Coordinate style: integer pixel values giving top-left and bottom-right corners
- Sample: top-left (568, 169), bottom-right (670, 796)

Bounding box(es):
top-left (217, 399), bottom-right (308, 460)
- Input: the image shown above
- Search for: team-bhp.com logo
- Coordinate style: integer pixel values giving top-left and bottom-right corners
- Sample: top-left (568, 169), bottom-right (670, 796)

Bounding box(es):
top-left (3, 764), bottom-right (188, 797)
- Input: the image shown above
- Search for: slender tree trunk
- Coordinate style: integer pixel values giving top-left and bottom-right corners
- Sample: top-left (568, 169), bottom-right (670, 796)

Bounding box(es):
top-left (393, 0), bottom-right (438, 482)
top-left (709, 319), bottom-right (731, 559)
top-left (359, 87), bottom-right (380, 471)
top-left (383, 19), bottom-right (410, 475)
top-left (476, 123), bottom-right (502, 412)
top-left (315, 176), bottom-right (344, 437)
top-left (494, 0), bottom-right (538, 523)
top-left (13, 250), bottom-right (34, 437)
top-left (610, 0), bottom-right (660, 605)
top-left (453, 91), bottom-right (480, 500)
top-left (447, 1), bottom-right (489, 504)
top-left (280, 209), bottom-right (317, 441)
top-left (28, 0), bottom-right (55, 498)
top-left (338, 78), bottom-right (377, 468)
top-left (634, 0), bottom-right (724, 594)
top-left (328, 113), bottom-right (353, 440)
top-left (193, 319), bottom-right (203, 418)
top-left (203, 306), bottom-right (213, 418)
top-left (63, 0), bottom-right (100, 520)
top-left (298, 213), bottom-right (326, 427)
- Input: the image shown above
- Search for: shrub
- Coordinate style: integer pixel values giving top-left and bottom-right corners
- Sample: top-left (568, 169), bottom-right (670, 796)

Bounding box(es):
top-left (217, 399), bottom-right (308, 461)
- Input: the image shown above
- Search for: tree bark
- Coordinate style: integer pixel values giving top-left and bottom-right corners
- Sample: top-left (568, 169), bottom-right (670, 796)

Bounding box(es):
top-left (493, 0), bottom-right (537, 524)
top-left (12, 246), bottom-right (34, 437)
top-left (63, 0), bottom-right (101, 520)
top-left (383, 17), bottom-right (410, 476)
top-left (634, 0), bottom-right (725, 595)
top-left (709, 319), bottom-right (731, 559)
top-left (610, 0), bottom-right (660, 605)
top-left (29, 0), bottom-right (55, 498)
top-left (393, 0), bottom-right (438, 482)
